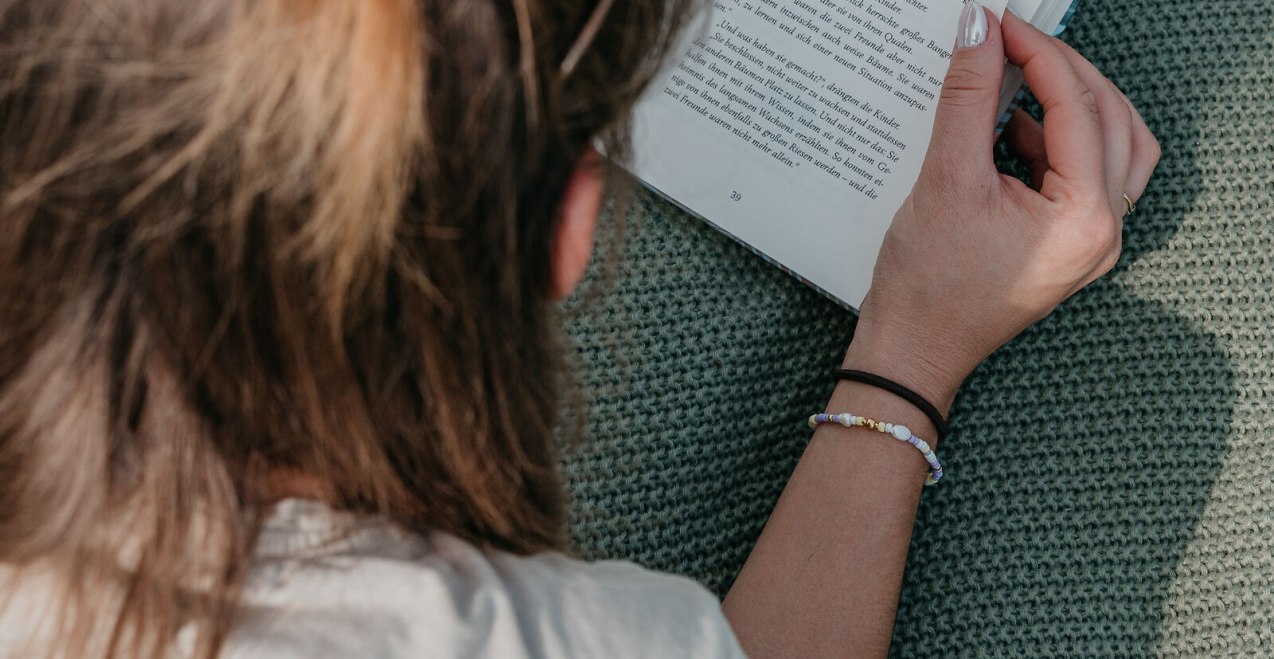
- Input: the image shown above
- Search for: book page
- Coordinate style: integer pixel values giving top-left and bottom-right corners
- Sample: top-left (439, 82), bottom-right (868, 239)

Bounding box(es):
top-left (628, 0), bottom-right (1043, 308)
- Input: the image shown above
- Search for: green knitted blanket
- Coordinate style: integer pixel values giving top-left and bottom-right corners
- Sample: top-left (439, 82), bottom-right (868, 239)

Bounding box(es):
top-left (561, 0), bottom-right (1274, 654)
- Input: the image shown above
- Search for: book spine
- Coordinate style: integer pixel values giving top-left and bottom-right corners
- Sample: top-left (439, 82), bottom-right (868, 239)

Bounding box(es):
top-left (1053, 0), bottom-right (1081, 37)
top-left (994, 0), bottom-right (1083, 135)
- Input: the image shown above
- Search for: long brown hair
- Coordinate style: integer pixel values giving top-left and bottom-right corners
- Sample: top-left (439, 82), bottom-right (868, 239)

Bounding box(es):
top-left (0, 0), bottom-right (698, 656)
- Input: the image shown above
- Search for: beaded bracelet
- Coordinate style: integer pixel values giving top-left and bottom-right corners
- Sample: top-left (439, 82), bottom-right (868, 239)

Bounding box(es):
top-left (809, 413), bottom-right (945, 486)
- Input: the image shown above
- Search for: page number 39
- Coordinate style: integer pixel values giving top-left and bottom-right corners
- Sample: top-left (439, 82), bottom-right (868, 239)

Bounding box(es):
top-left (730, 191), bottom-right (742, 202)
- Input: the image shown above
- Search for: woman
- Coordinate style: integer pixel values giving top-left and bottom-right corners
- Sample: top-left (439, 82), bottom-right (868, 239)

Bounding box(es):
top-left (0, 0), bottom-right (1158, 657)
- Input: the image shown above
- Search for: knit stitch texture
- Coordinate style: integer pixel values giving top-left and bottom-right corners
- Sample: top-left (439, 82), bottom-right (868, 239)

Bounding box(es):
top-left (560, 1), bottom-right (1274, 655)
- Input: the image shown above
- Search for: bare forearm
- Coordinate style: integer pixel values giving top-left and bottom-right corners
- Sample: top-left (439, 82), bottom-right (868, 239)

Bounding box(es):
top-left (722, 344), bottom-right (953, 658)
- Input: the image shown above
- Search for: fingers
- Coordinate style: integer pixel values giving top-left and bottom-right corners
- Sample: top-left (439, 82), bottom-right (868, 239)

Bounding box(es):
top-left (927, 5), bottom-right (1006, 178)
top-left (1117, 92), bottom-right (1160, 202)
top-left (1002, 12), bottom-right (1161, 218)
top-left (1001, 11), bottom-right (1106, 205)
top-left (1052, 40), bottom-right (1136, 218)
top-left (1051, 39), bottom-right (1160, 203)
top-left (1003, 109), bottom-right (1049, 190)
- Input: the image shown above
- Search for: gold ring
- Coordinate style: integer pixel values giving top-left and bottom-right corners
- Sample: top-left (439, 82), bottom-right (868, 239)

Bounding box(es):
top-left (1123, 193), bottom-right (1137, 217)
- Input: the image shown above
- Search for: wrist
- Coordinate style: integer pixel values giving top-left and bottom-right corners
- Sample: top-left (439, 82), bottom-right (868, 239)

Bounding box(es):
top-left (842, 320), bottom-right (974, 414)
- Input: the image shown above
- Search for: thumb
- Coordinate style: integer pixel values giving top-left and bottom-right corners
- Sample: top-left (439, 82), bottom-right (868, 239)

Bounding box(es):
top-left (928, 2), bottom-right (1006, 174)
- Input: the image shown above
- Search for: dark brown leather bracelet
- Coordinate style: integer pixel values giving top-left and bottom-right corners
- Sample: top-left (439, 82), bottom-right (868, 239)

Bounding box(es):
top-left (833, 369), bottom-right (950, 441)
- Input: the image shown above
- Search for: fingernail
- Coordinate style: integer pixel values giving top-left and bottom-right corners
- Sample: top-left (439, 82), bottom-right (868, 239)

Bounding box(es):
top-left (957, 1), bottom-right (988, 49)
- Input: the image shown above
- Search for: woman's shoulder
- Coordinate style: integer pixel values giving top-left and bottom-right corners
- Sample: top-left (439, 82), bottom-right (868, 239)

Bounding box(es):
top-left (227, 499), bottom-right (745, 659)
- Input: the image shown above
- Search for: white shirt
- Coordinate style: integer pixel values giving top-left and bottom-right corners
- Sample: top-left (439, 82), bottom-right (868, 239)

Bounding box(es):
top-left (229, 499), bottom-right (747, 658)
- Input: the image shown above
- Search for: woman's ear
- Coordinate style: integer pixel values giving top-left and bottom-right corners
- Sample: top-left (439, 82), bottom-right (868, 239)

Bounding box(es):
top-left (549, 147), bottom-right (604, 301)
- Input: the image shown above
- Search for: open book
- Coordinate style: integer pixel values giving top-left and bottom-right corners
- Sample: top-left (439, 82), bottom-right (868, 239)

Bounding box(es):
top-left (627, 0), bottom-right (1080, 309)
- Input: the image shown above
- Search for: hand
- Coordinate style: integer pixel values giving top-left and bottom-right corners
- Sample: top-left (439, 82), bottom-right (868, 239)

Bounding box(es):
top-left (847, 8), bottom-right (1161, 411)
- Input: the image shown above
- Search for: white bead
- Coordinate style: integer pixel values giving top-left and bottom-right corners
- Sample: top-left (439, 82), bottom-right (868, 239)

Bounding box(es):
top-left (916, 441), bottom-right (931, 453)
top-left (891, 425), bottom-right (912, 441)
top-left (838, 413), bottom-right (854, 426)
top-left (884, 423), bottom-right (894, 432)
